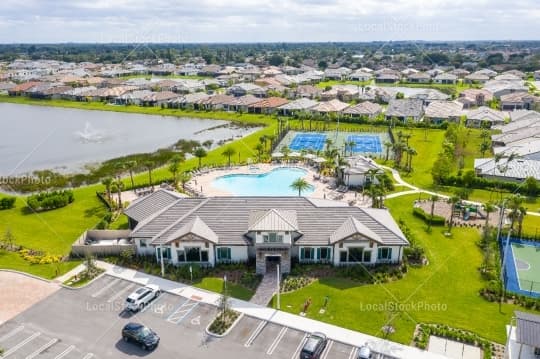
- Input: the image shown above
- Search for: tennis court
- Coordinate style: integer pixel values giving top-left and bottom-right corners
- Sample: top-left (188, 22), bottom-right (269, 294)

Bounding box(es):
top-left (503, 238), bottom-right (540, 297)
top-left (288, 132), bottom-right (327, 151)
top-left (347, 135), bottom-right (383, 153)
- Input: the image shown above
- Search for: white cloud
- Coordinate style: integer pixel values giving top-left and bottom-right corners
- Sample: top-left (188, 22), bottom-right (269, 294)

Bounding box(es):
top-left (0, 0), bottom-right (538, 42)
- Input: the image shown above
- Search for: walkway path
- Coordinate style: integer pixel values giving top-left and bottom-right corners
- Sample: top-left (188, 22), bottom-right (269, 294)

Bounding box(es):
top-left (97, 261), bottom-right (448, 359)
top-left (250, 266), bottom-right (278, 306)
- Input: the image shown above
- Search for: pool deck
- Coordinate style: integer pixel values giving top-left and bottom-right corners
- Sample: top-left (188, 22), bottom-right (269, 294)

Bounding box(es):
top-left (187, 163), bottom-right (372, 207)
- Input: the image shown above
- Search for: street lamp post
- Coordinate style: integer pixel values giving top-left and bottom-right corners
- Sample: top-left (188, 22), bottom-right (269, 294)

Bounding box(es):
top-left (160, 244), bottom-right (165, 277)
top-left (276, 264), bottom-right (280, 310)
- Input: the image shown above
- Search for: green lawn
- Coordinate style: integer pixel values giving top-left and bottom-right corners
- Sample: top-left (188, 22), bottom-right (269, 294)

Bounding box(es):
top-left (0, 250), bottom-right (82, 279)
top-left (277, 194), bottom-right (518, 344)
top-left (193, 277), bottom-right (254, 301)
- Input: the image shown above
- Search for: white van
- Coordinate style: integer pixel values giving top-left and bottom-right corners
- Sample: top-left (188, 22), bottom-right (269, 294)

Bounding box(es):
top-left (125, 284), bottom-right (161, 312)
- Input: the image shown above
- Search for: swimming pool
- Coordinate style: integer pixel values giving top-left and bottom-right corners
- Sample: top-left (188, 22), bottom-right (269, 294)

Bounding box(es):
top-left (211, 167), bottom-right (314, 196)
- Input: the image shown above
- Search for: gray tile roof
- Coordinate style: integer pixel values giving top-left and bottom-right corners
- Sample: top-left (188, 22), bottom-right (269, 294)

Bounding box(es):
top-left (329, 216), bottom-right (382, 244)
top-left (474, 157), bottom-right (540, 180)
top-left (385, 99), bottom-right (424, 118)
top-left (162, 216), bottom-right (218, 244)
top-left (248, 209), bottom-right (299, 232)
top-left (123, 189), bottom-right (184, 223)
top-left (515, 311), bottom-right (540, 348)
top-left (129, 197), bottom-right (408, 247)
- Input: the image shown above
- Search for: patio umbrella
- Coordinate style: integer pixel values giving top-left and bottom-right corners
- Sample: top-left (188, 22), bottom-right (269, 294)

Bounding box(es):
top-left (271, 152), bottom-right (284, 158)
top-left (303, 153), bottom-right (316, 159)
top-left (289, 151), bottom-right (301, 157)
top-left (313, 157), bottom-right (327, 163)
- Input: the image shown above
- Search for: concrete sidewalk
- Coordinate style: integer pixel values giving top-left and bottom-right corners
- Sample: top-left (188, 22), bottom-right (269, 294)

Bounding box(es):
top-left (99, 261), bottom-right (449, 359)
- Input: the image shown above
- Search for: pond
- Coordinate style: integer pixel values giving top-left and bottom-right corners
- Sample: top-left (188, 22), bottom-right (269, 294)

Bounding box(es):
top-left (0, 103), bottom-right (260, 175)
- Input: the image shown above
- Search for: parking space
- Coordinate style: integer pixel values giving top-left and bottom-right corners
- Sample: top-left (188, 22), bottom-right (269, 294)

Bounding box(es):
top-left (326, 340), bottom-right (358, 359)
top-left (227, 315), bottom-right (264, 345)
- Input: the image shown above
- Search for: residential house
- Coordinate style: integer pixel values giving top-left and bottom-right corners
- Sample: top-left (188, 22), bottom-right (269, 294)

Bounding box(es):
top-left (502, 69), bottom-right (526, 79)
top-left (534, 70), bottom-right (540, 81)
top-left (292, 85), bottom-right (321, 99)
top-left (173, 80), bottom-right (206, 94)
top-left (505, 311), bottom-right (540, 359)
top-left (225, 95), bottom-right (261, 112)
top-left (410, 89), bottom-right (450, 105)
top-left (494, 74), bottom-right (522, 82)
top-left (407, 72), bottom-right (431, 84)
top-left (348, 70), bottom-right (373, 82)
top-left (0, 82), bottom-right (16, 95)
top-left (500, 92), bottom-right (540, 111)
top-left (168, 92), bottom-right (211, 110)
top-left (199, 94), bottom-right (234, 111)
top-left (475, 157), bottom-right (540, 182)
top-left (424, 101), bottom-right (464, 124)
top-left (321, 85), bottom-right (359, 102)
top-left (385, 99), bottom-right (424, 122)
top-left (323, 67), bottom-right (352, 80)
top-left (60, 86), bottom-right (97, 101)
top-left (465, 106), bottom-right (506, 128)
top-left (227, 83), bottom-right (264, 97)
top-left (115, 90), bottom-right (153, 105)
top-left (464, 73), bottom-right (490, 84)
top-left (433, 73), bottom-right (458, 85)
top-left (342, 101), bottom-right (382, 119)
top-left (123, 193), bottom-right (409, 274)
top-left (475, 68), bottom-right (498, 78)
top-left (458, 89), bottom-right (493, 108)
top-left (277, 98), bottom-right (318, 116)
top-left (494, 138), bottom-right (540, 162)
top-left (337, 156), bottom-right (383, 187)
top-left (7, 81), bottom-right (41, 96)
top-left (484, 80), bottom-right (529, 99)
top-left (449, 68), bottom-right (470, 78)
top-left (312, 99), bottom-right (350, 114)
top-left (491, 126), bottom-right (540, 147)
top-left (375, 72), bottom-right (400, 84)
top-left (200, 65), bottom-right (222, 77)
top-left (248, 97), bottom-right (289, 114)
top-left (141, 91), bottom-right (181, 107)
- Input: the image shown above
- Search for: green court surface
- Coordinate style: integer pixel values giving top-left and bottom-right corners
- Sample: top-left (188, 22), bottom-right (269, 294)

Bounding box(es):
top-left (512, 243), bottom-right (540, 293)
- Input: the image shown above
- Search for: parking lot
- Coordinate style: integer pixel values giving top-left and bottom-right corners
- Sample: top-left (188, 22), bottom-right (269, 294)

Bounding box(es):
top-left (0, 274), bottom-right (395, 359)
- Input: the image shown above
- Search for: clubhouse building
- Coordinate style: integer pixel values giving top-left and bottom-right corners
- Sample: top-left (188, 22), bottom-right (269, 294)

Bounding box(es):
top-left (124, 190), bottom-right (409, 274)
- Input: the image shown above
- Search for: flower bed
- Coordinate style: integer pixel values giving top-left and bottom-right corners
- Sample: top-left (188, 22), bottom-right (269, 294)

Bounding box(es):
top-left (207, 309), bottom-right (241, 336)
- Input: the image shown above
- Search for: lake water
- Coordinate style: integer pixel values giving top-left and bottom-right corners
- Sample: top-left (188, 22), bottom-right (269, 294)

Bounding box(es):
top-left (0, 103), bottom-right (259, 175)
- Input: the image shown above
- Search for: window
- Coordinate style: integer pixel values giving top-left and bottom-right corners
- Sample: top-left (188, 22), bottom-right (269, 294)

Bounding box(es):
top-left (201, 250), bottom-right (208, 262)
top-left (139, 239), bottom-right (147, 248)
top-left (534, 348), bottom-right (540, 356)
top-left (217, 247), bottom-right (231, 261)
top-left (363, 250), bottom-right (371, 263)
top-left (377, 248), bottom-right (393, 260)
top-left (300, 247), bottom-right (315, 261)
top-left (339, 250), bottom-right (347, 262)
top-left (177, 250), bottom-right (185, 262)
top-left (156, 247), bottom-right (171, 260)
top-left (185, 247), bottom-right (201, 262)
top-left (319, 247), bottom-right (332, 261)
top-left (348, 247), bottom-right (364, 262)
top-left (269, 233), bottom-right (277, 242)
top-left (263, 235), bottom-right (269, 242)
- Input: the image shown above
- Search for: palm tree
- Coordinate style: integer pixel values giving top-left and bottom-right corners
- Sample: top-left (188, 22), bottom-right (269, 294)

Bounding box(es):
top-left (290, 177), bottom-right (313, 197)
top-left (169, 154), bottom-right (184, 188)
top-left (255, 143), bottom-right (265, 163)
top-left (346, 140), bottom-right (356, 157)
top-left (101, 177), bottom-right (113, 203)
top-left (483, 202), bottom-right (496, 238)
top-left (144, 160), bottom-right (155, 188)
top-left (193, 147), bottom-right (207, 169)
top-left (383, 141), bottom-right (392, 161)
top-left (114, 178), bottom-right (124, 209)
top-left (447, 196), bottom-right (461, 233)
top-left (324, 138), bottom-right (333, 153)
top-left (266, 134), bottom-right (277, 151)
top-left (179, 172), bottom-right (192, 191)
top-left (281, 146), bottom-right (291, 163)
top-left (124, 160), bottom-right (137, 190)
top-left (221, 146), bottom-right (236, 167)
top-left (507, 194), bottom-right (525, 231)
top-left (428, 194), bottom-right (439, 231)
top-left (406, 147), bottom-right (417, 172)
top-left (517, 206), bottom-right (527, 238)
top-left (259, 135), bottom-right (268, 151)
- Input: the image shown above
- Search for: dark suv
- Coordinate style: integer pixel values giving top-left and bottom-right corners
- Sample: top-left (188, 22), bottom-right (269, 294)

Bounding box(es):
top-left (121, 322), bottom-right (160, 351)
top-left (300, 332), bottom-right (327, 359)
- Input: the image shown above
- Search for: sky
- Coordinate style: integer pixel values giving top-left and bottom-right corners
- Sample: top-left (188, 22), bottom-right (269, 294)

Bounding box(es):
top-left (0, 0), bottom-right (539, 43)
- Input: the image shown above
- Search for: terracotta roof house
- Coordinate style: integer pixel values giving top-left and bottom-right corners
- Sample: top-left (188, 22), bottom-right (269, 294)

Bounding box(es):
top-left (342, 101), bottom-right (383, 118)
top-left (433, 73), bottom-right (458, 85)
top-left (458, 89), bottom-right (494, 108)
top-left (123, 192), bottom-right (409, 274)
top-left (500, 92), bottom-right (540, 111)
top-left (424, 101), bottom-right (464, 124)
top-left (199, 94), bottom-right (235, 110)
top-left (248, 97), bottom-right (289, 114)
top-left (465, 106), bottom-right (506, 128)
top-left (406, 72), bottom-right (431, 84)
top-left (502, 70), bottom-right (526, 79)
top-left (8, 81), bottom-right (41, 96)
top-left (312, 99), bottom-right (350, 113)
top-left (385, 99), bottom-right (424, 122)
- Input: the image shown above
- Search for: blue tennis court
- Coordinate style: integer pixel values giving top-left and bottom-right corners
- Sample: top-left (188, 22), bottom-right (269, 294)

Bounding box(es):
top-left (347, 135), bottom-right (383, 153)
top-left (502, 238), bottom-right (540, 298)
top-left (289, 133), bottom-right (327, 151)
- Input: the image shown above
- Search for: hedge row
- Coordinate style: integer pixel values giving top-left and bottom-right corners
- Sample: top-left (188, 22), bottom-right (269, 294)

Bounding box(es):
top-left (0, 197), bottom-right (16, 210)
top-left (27, 190), bottom-right (74, 212)
top-left (412, 207), bottom-right (446, 226)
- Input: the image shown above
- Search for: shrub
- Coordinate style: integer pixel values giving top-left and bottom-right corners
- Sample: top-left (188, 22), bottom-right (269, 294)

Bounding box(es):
top-left (412, 207), bottom-right (446, 226)
top-left (27, 190), bottom-right (74, 212)
top-left (0, 197), bottom-right (16, 210)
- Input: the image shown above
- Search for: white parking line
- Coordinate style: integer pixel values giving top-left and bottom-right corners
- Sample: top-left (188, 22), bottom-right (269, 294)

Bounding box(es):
top-left (0, 326), bottom-right (24, 342)
top-left (320, 340), bottom-right (333, 359)
top-left (348, 346), bottom-right (358, 359)
top-left (166, 299), bottom-right (199, 324)
top-left (106, 283), bottom-right (135, 303)
top-left (81, 353), bottom-right (94, 359)
top-left (266, 326), bottom-right (288, 355)
top-left (290, 333), bottom-right (308, 359)
top-left (244, 320), bottom-right (267, 347)
top-left (25, 338), bottom-right (58, 359)
top-left (91, 278), bottom-right (120, 298)
top-left (53, 345), bottom-right (75, 359)
top-left (1, 331), bottom-right (41, 358)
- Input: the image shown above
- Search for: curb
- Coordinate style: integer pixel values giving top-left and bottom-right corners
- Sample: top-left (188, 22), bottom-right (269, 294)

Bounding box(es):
top-left (205, 312), bottom-right (244, 338)
top-left (59, 271), bottom-right (108, 290)
top-left (0, 269), bottom-right (53, 283)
